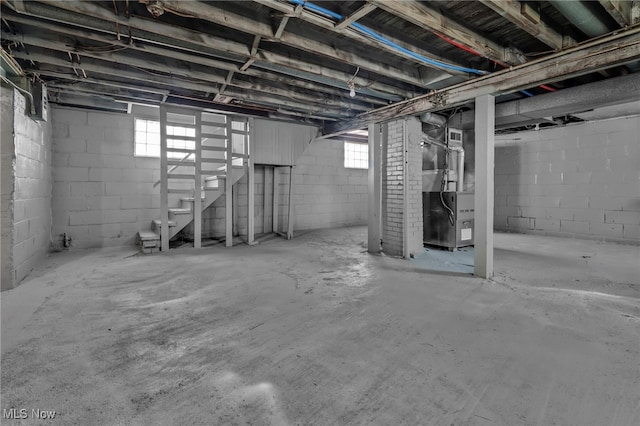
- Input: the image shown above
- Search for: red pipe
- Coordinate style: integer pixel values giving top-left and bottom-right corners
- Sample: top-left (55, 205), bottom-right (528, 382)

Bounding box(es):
top-left (434, 32), bottom-right (558, 94)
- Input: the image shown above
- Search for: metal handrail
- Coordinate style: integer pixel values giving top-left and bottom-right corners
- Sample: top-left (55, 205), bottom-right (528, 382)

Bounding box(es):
top-left (153, 152), bottom-right (194, 188)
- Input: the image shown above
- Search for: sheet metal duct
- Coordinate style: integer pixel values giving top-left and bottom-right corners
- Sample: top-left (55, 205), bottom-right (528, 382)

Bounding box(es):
top-left (549, 0), bottom-right (611, 37)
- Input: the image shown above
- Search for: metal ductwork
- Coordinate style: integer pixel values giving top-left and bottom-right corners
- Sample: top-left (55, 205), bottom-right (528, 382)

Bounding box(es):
top-left (420, 112), bottom-right (447, 128)
top-left (549, 0), bottom-right (611, 38)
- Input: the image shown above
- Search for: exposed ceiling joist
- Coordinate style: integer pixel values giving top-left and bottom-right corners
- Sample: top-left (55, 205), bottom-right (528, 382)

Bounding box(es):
top-left (334, 3), bottom-right (377, 30)
top-left (251, 0), bottom-right (457, 84)
top-left (20, 1), bottom-right (410, 100)
top-left (323, 27), bottom-right (640, 135)
top-left (6, 32), bottom-right (365, 117)
top-left (141, 0), bottom-right (444, 88)
top-left (480, 0), bottom-right (575, 50)
top-left (598, 0), bottom-right (636, 27)
top-left (369, 0), bottom-right (523, 66)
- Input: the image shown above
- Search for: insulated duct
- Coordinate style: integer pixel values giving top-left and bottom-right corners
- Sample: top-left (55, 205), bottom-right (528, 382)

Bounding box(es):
top-left (549, 0), bottom-right (611, 38)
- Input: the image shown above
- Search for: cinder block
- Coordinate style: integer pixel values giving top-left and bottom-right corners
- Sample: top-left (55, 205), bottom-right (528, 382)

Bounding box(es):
top-left (545, 207), bottom-right (574, 221)
top-left (54, 138), bottom-right (87, 153)
top-left (590, 222), bottom-right (623, 239)
top-left (70, 182), bottom-right (104, 197)
top-left (52, 197), bottom-right (87, 212)
top-left (55, 167), bottom-right (89, 182)
top-left (560, 196), bottom-right (589, 209)
top-left (533, 196), bottom-right (561, 208)
top-left (605, 210), bottom-right (640, 225)
top-left (572, 209), bottom-right (604, 223)
top-left (87, 196), bottom-right (121, 210)
top-left (69, 124), bottom-right (104, 140)
top-left (623, 224), bottom-right (640, 241)
top-left (88, 111), bottom-right (132, 129)
top-left (52, 107), bottom-right (88, 125)
top-left (589, 195), bottom-right (623, 210)
top-left (507, 216), bottom-right (533, 229)
top-left (560, 220), bottom-right (590, 234)
top-left (533, 218), bottom-right (560, 231)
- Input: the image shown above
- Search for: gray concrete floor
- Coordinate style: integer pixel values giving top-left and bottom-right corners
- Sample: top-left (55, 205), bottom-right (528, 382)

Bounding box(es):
top-left (1, 226), bottom-right (639, 426)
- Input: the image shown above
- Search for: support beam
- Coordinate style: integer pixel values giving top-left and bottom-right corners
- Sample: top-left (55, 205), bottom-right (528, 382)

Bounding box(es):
top-left (480, 0), bottom-right (575, 49)
top-left (474, 94), bottom-right (495, 279)
top-left (367, 122), bottom-right (382, 253)
top-left (335, 3), bottom-right (378, 30)
top-left (194, 112), bottom-right (202, 248)
top-left (599, 0), bottom-right (633, 26)
top-left (273, 168), bottom-right (279, 233)
top-left (453, 72), bottom-right (640, 130)
top-left (159, 106), bottom-right (169, 252)
top-left (225, 118), bottom-right (233, 247)
top-left (273, 16), bottom-right (290, 40)
top-left (370, 0), bottom-right (523, 65)
top-left (323, 26), bottom-right (640, 135)
top-left (287, 167), bottom-right (294, 240)
top-left (247, 118), bottom-right (255, 244)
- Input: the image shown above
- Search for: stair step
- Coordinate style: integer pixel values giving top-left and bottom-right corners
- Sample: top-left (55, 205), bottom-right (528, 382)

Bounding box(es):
top-left (169, 208), bottom-right (191, 215)
top-left (152, 219), bottom-right (176, 231)
top-left (138, 231), bottom-right (160, 241)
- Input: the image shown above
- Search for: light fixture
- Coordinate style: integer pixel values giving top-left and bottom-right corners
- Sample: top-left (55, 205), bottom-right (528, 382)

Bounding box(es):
top-left (347, 66), bottom-right (359, 99)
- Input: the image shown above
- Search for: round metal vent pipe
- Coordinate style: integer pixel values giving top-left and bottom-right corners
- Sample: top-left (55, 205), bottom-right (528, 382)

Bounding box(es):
top-left (549, 0), bottom-right (611, 38)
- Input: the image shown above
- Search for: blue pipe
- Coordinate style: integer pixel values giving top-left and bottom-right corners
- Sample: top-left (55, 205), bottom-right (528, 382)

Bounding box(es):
top-left (289, 0), bottom-right (537, 97)
top-left (288, 0), bottom-right (486, 76)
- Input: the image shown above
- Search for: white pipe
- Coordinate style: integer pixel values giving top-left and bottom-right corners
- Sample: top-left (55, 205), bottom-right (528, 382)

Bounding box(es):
top-left (457, 150), bottom-right (464, 192)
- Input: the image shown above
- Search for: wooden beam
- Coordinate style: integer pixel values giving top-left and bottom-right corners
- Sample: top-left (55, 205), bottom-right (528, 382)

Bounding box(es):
top-left (154, 0), bottom-right (449, 88)
top-left (252, 0), bottom-right (455, 84)
top-left (370, 0), bottom-right (522, 65)
top-left (14, 2), bottom-right (407, 101)
top-left (598, 0), bottom-right (633, 27)
top-left (480, 0), bottom-right (575, 50)
top-left (273, 16), bottom-right (289, 40)
top-left (335, 3), bottom-right (378, 30)
top-left (323, 26), bottom-right (640, 136)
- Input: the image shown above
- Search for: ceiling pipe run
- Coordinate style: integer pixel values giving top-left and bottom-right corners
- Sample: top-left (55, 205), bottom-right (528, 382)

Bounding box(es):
top-left (549, 0), bottom-right (611, 38)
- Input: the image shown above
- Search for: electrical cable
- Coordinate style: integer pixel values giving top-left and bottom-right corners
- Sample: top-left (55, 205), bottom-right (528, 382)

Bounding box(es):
top-left (288, 0), bottom-right (488, 76)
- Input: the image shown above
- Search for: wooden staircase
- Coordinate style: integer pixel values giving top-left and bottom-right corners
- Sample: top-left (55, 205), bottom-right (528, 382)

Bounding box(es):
top-left (138, 105), bottom-right (252, 252)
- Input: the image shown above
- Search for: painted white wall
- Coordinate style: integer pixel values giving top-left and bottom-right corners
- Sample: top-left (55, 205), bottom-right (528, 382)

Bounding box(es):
top-left (1, 86), bottom-right (52, 290)
top-left (494, 115), bottom-right (640, 243)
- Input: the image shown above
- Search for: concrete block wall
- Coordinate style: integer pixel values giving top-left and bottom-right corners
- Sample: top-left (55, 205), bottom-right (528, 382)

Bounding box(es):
top-left (495, 115), bottom-right (640, 243)
top-left (51, 106), bottom-right (160, 248)
top-left (1, 86), bottom-right (52, 290)
top-left (382, 117), bottom-right (423, 257)
top-left (196, 139), bottom-right (368, 239)
top-left (292, 138), bottom-right (367, 230)
top-left (1, 86), bottom-right (16, 289)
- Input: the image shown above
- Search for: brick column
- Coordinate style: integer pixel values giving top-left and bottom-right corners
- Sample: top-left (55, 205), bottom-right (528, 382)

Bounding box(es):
top-left (381, 117), bottom-right (423, 257)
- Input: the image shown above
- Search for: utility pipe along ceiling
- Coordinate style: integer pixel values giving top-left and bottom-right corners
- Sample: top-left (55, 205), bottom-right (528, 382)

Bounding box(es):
top-left (1, 0), bottom-right (639, 134)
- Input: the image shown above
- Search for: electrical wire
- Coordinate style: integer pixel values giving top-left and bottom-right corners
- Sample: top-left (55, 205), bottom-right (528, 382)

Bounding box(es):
top-left (288, 0), bottom-right (488, 76)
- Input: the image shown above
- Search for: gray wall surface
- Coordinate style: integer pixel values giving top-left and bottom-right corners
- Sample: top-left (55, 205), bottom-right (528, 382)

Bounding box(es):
top-left (494, 115), bottom-right (640, 243)
top-left (1, 86), bottom-right (52, 290)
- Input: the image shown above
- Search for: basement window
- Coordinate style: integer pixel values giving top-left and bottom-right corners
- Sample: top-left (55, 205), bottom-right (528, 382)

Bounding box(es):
top-left (134, 118), bottom-right (196, 159)
top-left (344, 141), bottom-right (368, 169)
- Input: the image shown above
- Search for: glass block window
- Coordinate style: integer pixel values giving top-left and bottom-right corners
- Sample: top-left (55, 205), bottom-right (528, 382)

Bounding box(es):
top-left (344, 141), bottom-right (368, 169)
